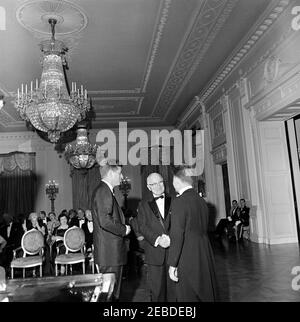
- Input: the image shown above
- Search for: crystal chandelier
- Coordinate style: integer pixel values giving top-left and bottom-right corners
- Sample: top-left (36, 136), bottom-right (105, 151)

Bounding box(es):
top-left (65, 124), bottom-right (98, 169)
top-left (14, 18), bottom-right (90, 143)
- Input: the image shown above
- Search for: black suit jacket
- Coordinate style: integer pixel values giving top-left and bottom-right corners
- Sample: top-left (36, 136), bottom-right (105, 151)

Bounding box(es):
top-left (91, 181), bottom-right (127, 267)
top-left (0, 222), bottom-right (23, 249)
top-left (167, 189), bottom-right (217, 301)
top-left (240, 206), bottom-right (250, 226)
top-left (81, 221), bottom-right (93, 250)
top-left (137, 194), bottom-right (172, 266)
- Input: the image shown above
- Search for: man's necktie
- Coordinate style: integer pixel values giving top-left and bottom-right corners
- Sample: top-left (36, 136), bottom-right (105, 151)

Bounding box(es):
top-left (154, 195), bottom-right (164, 201)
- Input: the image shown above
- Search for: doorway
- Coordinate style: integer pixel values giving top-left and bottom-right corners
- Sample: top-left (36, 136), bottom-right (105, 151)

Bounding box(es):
top-left (285, 115), bottom-right (300, 244)
top-left (222, 163), bottom-right (231, 217)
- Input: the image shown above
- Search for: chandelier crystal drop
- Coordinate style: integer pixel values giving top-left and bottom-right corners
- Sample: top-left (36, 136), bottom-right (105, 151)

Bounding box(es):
top-left (14, 18), bottom-right (90, 143)
top-left (65, 125), bottom-right (98, 169)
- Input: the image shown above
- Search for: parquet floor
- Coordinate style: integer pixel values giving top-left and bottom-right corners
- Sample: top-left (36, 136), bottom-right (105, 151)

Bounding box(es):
top-left (120, 238), bottom-right (300, 302)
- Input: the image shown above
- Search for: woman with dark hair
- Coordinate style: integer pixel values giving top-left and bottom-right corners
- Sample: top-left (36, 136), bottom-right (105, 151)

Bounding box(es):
top-left (51, 213), bottom-right (69, 275)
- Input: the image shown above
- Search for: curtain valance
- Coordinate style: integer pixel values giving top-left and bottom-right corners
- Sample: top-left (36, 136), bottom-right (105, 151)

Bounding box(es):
top-left (0, 152), bottom-right (36, 173)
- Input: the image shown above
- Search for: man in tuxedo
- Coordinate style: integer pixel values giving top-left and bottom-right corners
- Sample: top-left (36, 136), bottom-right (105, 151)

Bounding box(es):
top-left (77, 208), bottom-right (86, 229)
top-left (81, 209), bottom-right (93, 251)
top-left (239, 199), bottom-right (250, 226)
top-left (0, 214), bottom-right (23, 270)
top-left (215, 199), bottom-right (240, 239)
top-left (238, 199), bottom-right (250, 239)
top-left (91, 160), bottom-right (131, 301)
top-left (137, 173), bottom-right (175, 302)
top-left (168, 166), bottom-right (218, 301)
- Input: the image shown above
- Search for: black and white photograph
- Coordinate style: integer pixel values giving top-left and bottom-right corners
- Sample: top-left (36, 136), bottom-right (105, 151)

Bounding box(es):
top-left (0, 0), bottom-right (300, 308)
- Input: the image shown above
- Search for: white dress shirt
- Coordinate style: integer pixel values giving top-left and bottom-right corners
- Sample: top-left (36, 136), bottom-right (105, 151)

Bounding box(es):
top-left (155, 195), bottom-right (165, 218)
top-left (7, 223), bottom-right (12, 239)
top-left (79, 219), bottom-right (85, 228)
top-left (87, 221), bottom-right (93, 233)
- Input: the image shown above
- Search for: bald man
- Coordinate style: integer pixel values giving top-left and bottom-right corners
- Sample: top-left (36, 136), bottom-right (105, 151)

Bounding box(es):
top-left (137, 173), bottom-right (175, 302)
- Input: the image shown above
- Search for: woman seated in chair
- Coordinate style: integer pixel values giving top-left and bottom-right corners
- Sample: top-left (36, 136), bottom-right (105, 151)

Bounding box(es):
top-left (46, 212), bottom-right (60, 238)
top-left (51, 213), bottom-right (69, 275)
top-left (22, 212), bottom-right (46, 237)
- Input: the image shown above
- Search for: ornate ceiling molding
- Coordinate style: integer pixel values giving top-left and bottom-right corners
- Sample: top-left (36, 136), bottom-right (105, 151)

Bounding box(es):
top-left (199, 0), bottom-right (290, 103)
top-left (88, 89), bottom-right (141, 95)
top-left (16, 0), bottom-right (88, 36)
top-left (140, 0), bottom-right (172, 93)
top-left (16, 0), bottom-right (88, 53)
top-left (152, 0), bottom-right (239, 119)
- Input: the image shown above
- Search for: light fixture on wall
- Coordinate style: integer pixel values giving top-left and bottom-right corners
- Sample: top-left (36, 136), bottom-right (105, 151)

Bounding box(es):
top-left (119, 177), bottom-right (131, 210)
top-left (45, 180), bottom-right (59, 213)
top-left (64, 123), bottom-right (98, 169)
top-left (14, 18), bottom-right (90, 143)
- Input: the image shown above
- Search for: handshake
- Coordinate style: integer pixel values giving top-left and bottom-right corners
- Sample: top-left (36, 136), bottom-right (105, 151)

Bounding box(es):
top-left (157, 234), bottom-right (170, 248)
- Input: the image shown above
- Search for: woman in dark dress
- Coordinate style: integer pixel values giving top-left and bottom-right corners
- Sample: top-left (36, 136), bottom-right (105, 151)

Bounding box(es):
top-left (51, 213), bottom-right (69, 275)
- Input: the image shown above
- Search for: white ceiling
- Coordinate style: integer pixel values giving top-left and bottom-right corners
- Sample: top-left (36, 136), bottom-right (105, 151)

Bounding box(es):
top-left (0, 0), bottom-right (271, 133)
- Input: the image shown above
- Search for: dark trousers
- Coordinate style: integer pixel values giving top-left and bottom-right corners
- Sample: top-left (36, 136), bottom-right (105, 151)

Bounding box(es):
top-left (99, 265), bottom-right (123, 300)
top-left (176, 279), bottom-right (200, 302)
top-left (147, 262), bottom-right (176, 302)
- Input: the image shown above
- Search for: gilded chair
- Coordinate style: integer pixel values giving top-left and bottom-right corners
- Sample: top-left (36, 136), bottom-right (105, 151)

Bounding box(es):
top-left (54, 226), bottom-right (86, 276)
top-left (87, 245), bottom-right (99, 274)
top-left (240, 225), bottom-right (250, 240)
top-left (10, 229), bottom-right (44, 279)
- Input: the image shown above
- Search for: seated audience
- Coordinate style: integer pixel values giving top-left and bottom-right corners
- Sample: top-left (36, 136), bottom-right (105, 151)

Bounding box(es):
top-left (77, 208), bottom-right (86, 229)
top-left (47, 212), bottom-right (59, 234)
top-left (38, 211), bottom-right (49, 226)
top-left (23, 212), bottom-right (46, 237)
top-left (51, 213), bottom-right (69, 275)
top-left (240, 199), bottom-right (250, 226)
top-left (0, 214), bottom-right (23, 270)
top-left (239, 198), bottom-right (250, 239)
top-left (215, 200), bottom-right (241, 240)
top-left (81, 209), bottom-right (93, 251)
top-left (68, 209), bottom-right (78, 227)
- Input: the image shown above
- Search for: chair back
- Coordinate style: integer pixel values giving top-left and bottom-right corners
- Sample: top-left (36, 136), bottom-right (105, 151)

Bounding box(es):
top-left (21, 229), bottom-right (44, 256)
top-left (64, 226), bottom-right (85, 253)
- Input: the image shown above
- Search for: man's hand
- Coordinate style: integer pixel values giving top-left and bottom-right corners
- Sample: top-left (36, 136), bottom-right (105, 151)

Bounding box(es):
top-left (169, 266), bottom-right (178, 282)
top-left (235, 220), bottom-right (241, 226)
top-left (158, 234), bottom-right (170, 248)
top-left (227, 216), bottom-right (232, 222)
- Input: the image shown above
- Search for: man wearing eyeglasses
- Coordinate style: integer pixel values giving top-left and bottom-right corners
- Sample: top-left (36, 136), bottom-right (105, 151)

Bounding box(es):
top-left (137, 173), bottom-right (175, 302)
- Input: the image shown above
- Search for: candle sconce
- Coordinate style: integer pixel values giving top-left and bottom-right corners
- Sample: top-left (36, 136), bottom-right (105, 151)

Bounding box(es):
top-left (119, 177), bottom-right (131, 210)
top-left (45, 180), bottom-right (59, 213)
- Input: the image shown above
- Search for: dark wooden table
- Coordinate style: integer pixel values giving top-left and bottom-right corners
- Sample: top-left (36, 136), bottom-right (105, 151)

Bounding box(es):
top-left (0, 273), bottom-right (115, 302)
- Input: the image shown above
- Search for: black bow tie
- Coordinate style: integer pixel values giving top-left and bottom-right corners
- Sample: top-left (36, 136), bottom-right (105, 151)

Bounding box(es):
top-left (154, 195), bottom-right (164, 201)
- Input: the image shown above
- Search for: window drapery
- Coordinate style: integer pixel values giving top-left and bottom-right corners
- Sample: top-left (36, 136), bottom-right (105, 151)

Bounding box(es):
top-left (71, 165), bottom-right (101, 210)
top-left (0, 151), bottom-right (36, 219)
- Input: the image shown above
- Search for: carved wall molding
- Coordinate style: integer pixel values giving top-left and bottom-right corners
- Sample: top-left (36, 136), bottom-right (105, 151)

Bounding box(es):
top-left (250, 73), bottom-right (300, 120)
top-left (211, 144), bottom-right (227, 164)
top-left (197, 0), bottom-right (290, 103)
top-left (152, 0), bottom-right (239, 118)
